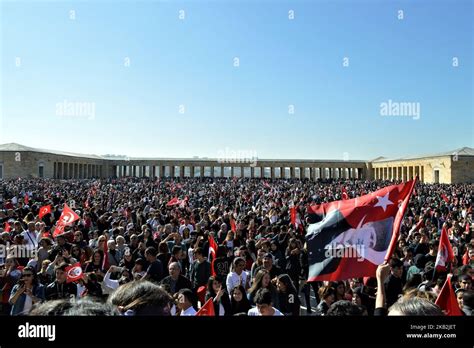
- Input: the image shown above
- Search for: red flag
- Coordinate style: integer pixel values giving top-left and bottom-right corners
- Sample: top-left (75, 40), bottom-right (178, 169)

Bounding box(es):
top-left (230, 217), bottom-right (236, 232)
top-left (306, 179), bottom-right (416, 281)
top-left (3, 222), bottom-right (11, 233)
top-left (24, 194), bottom-right (29, 205)
top-left (208, 235), bottom-right (218, 276)
top-left (167, 197), bottom-right (180, 206)
top-left (65, 262), bottom-right (83, 283)
top-left (290, 206), bottom-right (297, 226)
top-left (435, 227), bottom-right (455, 272)
top-left (39, 205), bottom-right (52, 219)
top-left (341, 187), bottom-right (349, 200)
top-left (441, 194), bottom-right (450, 203)
top-left (435, 274), bottom-right (463, 316)
top-left (53, 204), bottom-right (80, 238)
top-left (196, 297), bottom-right (216, 316)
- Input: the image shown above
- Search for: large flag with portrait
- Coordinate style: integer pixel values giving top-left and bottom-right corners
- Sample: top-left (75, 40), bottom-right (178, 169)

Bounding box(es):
top-left (306, 179), bottom-right (416, 281)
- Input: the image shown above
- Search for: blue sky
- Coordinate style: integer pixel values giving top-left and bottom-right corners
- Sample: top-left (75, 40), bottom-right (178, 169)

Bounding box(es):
top-left (0, 0), bottom-right (472, 160)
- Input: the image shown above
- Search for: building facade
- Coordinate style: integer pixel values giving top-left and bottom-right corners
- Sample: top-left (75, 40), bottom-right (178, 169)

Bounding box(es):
top-left (0, 143), bottom-right (472, 183)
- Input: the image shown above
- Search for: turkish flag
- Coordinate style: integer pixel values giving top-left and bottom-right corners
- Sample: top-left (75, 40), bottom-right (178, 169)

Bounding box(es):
top-left (341, 187), bottom-right (349, 200)
top-left (196, 298), bottom-right (216, 316)
top-left (208, 235), bottom-right (218, 276)
top-left (3, 222), bottom-right (11, 233)
top-left (59, 204), bottom-right (80, 225)
top-left (65, 262), bottom-right (83, 283)
top-left (306, 179), bottom-right (416, 281)
top-left (435, 274), bottom-right (463, 316)
top-left (167, 197), bottom-right (180, 206)
top-left (39, 205), bottom-right (52, 219)
top-left (24, 194), bottom-right (29, 205)
top-left (441, 194), bottom-right (450, 203)
top-left (53, 204), bottom-right (80, 237)
top-left (435, 227), bottom-right (455, 272)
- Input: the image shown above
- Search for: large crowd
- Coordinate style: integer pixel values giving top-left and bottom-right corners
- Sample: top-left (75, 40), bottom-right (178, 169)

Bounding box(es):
top-left (0, 177), bottom-right (472, 316)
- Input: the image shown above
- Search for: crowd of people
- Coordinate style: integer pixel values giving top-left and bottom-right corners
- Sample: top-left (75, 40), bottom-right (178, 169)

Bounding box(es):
top-left (0, 176), bottom-right (472, 316)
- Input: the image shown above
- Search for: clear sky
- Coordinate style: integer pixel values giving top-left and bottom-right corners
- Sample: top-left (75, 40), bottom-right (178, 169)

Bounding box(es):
top-left (0, 0), bottom-right (472, 160)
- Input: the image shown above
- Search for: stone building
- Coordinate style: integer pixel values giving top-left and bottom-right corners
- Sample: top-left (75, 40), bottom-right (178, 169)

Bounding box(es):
top-left (0, 143), bottom-right (472, 183)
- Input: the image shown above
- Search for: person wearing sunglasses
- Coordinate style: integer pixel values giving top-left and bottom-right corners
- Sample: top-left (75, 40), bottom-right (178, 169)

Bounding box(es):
top-left (8, 266), bottom-right (45, 316)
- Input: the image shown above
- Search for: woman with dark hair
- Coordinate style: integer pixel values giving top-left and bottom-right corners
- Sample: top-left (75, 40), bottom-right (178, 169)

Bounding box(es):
top-left (71, 245), bottom-right (87, 265)
top-left (247, 269), bottom-right (278, 306)
top-left (205, 276), bottom-right (231, 316)
top-left (230, 285), bottom-right (251, 315)
top-left (119, 249), bottom-right (135, 272)
top-left (84, 250), bottom-right (105, 278)
top-left (315, 285), bottom-right (336, 316)
top-left (9, 266), bottom-right (45, 315)
top-left (275, 273), bottom-right (300, 316)
top-left (332, 281), bottom-right (350, 302)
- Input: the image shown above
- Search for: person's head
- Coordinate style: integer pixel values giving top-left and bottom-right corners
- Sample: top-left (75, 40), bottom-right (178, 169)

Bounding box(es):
top-left (276, 274), bottom-right (296, 294)
top-left (254, 288), bottom-right (275, 316)
top-left (177, 288), bottom-right (195, 311)
top-left (232, 257), bottom-right (245, 275)
top-left (388, 297), bottom-right (444, 316)
top-left (5, 257), bottom-right (18, 270)
top-left (91, 250), bottom-right (103, 264)
top-left (318, 285), bottom-right (336, 305)
top-left (254, 270), bottom-right (271, 292)
top-left (54, 263), bottom-right (68, 284)
top-left (74, 231), bottom-right (83, 242)
top-left (428, 240), bottom-right (438, 255)
top-left (20, 266), bottom-right (38, 286)
top-left (172, 245), bottom-right (184, 260)
top-left (108, 280), bottom-right (173, 316)
top-left (333, 281), bottom-right (346, 296)
top-left (194, 247), bottom-right (204, 261)
top-left (168, 262), bottom-right (181, 279)
top-left (158, 242), bottom-right (169, 255)
top-left (257, 248), bottom-right (266, 262)
top-left (41, 259), bottom-right (51, 272)
top-left (456, 289), bottom-right (465, 308)
top-left (207, 276), bottom-right (224, 294)
top-left (463, 290), bottom-right (474, 310)
top-left (231, 285), bottom-right (246, 303)
top-left (27, 221), bottom-right (35, 232)
top-left (71, 245), bottom-right (81, 258)
top-left (326, 300), bottom-right (365, 316)
top-left (262, 253), bottom-right (274, 270)
top-left (116, 235), bottom-right (125, 247)
top-left (389, 258), bottom-right (404, 278)
top-left (459, 275), bottom-right (472, 290)
top-left (145, 247), bottom-right (158, 262)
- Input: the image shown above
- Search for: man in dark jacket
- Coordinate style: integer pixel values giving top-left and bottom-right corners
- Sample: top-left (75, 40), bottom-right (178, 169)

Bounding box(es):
top-left (160, 262), bottom-right (192, 295)
top-left (45, 263), bottom-right (77, 300)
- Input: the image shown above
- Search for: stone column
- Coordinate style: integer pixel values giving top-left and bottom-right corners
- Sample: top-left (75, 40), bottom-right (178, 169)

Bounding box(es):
top-left (200, 166), bottom-right (204, 177)
top-left (290, 167), bottom-right (294, 179)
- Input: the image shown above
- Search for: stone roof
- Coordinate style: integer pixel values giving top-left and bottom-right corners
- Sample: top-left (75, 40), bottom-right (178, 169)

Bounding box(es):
top-left (372, 147), bottom-right (474, 163)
